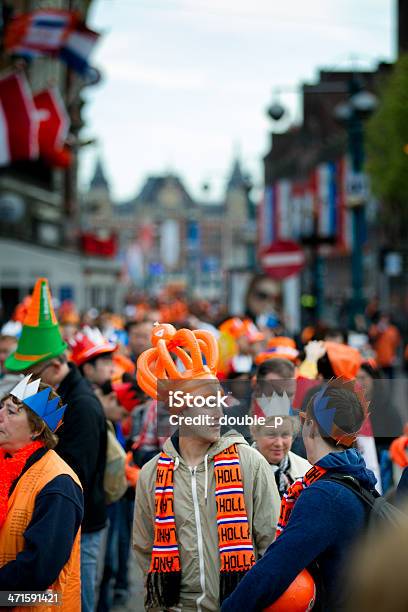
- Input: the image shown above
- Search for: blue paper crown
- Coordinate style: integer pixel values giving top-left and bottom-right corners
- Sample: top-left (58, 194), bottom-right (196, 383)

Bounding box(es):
top-left (312, 384), bottom-right (336, 437)
top-left (23, 387), bottom-right (66, 432)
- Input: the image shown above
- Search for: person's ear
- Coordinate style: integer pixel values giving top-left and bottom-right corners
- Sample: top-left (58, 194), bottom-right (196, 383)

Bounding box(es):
top-left (31, 423), bottom-right (45, 440)
top-left (82, 362), bottom-right (92, 378)
top-left (309, 419), bottom-right (320, 439)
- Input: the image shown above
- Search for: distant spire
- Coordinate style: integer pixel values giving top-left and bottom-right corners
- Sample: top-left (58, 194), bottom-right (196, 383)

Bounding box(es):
top-left (227, 157), bottom-right (246, 190)
top-left (90, 157), bottom-right (109, 191)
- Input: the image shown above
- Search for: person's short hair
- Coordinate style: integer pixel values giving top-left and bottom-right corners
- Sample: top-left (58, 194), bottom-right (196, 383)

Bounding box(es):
top-left (125, 319), bottom-right (151, 334)
top-left (256, 358), bottom-right (295, 381)
top-left (305, 382), bottom-right (365, 449)
top-left (2, 382), bottom-right (62, 449)
top-left (324, 328), bottom-right (349, 344)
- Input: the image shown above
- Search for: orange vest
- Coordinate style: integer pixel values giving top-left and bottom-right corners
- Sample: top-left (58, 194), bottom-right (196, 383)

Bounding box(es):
top-left (0, 450), bottom-right (82, 612)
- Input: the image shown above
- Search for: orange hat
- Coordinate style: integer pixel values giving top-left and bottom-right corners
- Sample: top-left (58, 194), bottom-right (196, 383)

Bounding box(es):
top-left (136, 322), bottom-right (219, 400)
top-left (389, 435), bottom-right (408, 468)
top-left (58, 300), bottom-right (80, 325)
top-left (112, 352), bottom-right (135, 382)
top-left (219, 317), bottom-right (264, 343)
top-left (69, 326), bottom-right (116, 366)
top-left (242, 319), bottom-right (264, 343)
top-left (324, 341), bottom-right (362, 380)
top-left (12, 296), bottom-right (32, 323)
top-left (219, 317), bottom-right (246, 339)
top-left (255, 336), bottom-right (299, 365)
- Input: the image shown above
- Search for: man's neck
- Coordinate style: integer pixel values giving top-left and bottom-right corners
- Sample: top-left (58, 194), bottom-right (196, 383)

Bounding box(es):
top-left (309, 439), bottom-right (341, 465)
top-left (179, 436), bottom-right (212, 468)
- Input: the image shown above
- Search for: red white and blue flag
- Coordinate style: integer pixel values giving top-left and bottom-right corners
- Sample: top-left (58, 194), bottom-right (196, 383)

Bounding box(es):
top-left (59, 23), bottom-right (100, 76)
top-left (5, 9), bottom-right (100, 76)
top-left (0, 71), bottom-right (39, 166)
top-left (5, 10), bottom-right (76, 56)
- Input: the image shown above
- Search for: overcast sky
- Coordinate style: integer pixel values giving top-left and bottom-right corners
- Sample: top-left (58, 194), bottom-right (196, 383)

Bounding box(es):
top-left (80, 0), bottom-right (396, 202)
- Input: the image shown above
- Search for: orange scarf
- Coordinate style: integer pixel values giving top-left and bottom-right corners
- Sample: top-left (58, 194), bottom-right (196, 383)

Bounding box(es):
top-left (147, 444), bottom-right (254, 608)
top-left (0, 441), bottom-right (44, 528)
top-left (277, 464), bottom-right (327, 536)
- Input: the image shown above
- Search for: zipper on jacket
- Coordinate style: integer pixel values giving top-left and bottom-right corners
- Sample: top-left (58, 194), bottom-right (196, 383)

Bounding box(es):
top-left (190, 466), bottom-right (206, 612)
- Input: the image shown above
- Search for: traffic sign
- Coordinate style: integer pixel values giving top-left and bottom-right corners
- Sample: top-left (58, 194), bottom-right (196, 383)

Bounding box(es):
top-left (260, 240), bottom-right (305, 280)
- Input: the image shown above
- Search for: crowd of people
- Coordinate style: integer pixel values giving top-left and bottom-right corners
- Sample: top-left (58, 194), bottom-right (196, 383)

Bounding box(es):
top-left (0, 275), bottom-right (408, 611)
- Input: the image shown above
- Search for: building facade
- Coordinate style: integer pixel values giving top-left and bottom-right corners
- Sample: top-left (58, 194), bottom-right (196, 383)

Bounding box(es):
top-left (262, 63), bottom-right (394, 328)
top-left (0, 0), bottom-right (109, 318)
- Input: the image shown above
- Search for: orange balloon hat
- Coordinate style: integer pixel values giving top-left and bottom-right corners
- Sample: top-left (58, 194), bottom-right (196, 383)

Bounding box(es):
top-left (263, 569), bottom-right (316, 612)
top-left (136, 323), bottom-right (219, 399)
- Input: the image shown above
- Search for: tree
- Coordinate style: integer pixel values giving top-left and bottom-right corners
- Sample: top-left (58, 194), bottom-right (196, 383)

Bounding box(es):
top-left (366, 54), bottom-right (408, 242)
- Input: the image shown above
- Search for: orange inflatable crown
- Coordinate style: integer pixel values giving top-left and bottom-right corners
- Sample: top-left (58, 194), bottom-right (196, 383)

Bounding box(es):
top-left (136, 323), bottom-right (219, 399)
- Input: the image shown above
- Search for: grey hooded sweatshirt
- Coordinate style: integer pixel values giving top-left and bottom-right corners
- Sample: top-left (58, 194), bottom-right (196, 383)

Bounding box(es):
top-left (133, 430), bottom-right (280, 611)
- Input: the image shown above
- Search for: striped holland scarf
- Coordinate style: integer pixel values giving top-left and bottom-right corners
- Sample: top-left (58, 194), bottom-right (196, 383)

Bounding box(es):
top-left (277, 464), bottom-right (327, 536)
top-left (146, 444), bottom-right (254, 608)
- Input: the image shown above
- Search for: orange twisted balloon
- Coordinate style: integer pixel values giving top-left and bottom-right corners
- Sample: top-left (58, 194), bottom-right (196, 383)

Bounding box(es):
top-left (136, 323), bottom-right (219, 399)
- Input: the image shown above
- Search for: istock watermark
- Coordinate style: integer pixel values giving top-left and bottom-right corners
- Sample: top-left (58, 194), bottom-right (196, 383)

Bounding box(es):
top-left (168, 389), bottom-right (230, 409)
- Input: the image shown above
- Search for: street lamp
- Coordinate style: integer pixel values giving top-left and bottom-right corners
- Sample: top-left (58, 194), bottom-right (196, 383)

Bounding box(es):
top-left (264, 77), bottom-right (377, 326)
top-left (264, 94), bottom-right (334, 324)
top-left (334, 77), bottom-right (377, 325)
top-left (266, 101), bottom-right (286, 121)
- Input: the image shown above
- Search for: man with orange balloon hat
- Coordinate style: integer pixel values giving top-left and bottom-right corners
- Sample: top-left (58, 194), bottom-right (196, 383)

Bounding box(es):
top-left (133, 323), bottom-right (281, 611)
top-left (222, 377), bottom-right (377, 612)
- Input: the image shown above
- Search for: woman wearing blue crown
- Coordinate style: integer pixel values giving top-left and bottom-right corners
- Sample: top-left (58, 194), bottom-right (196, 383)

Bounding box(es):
top-left (0, 375), bottom-right (83, 611)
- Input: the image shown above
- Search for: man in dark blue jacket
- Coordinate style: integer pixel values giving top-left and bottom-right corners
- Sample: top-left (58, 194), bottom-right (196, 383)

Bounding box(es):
top-left (222, 380), bottom-right (377, 612)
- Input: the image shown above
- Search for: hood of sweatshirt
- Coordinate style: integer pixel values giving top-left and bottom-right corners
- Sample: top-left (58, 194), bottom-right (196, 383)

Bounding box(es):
top-left (316, 448), bottom-right (377, 490)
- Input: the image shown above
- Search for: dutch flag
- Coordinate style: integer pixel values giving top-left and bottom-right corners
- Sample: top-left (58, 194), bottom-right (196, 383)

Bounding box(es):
top-left (59, 24), bottom-right (100, 76)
